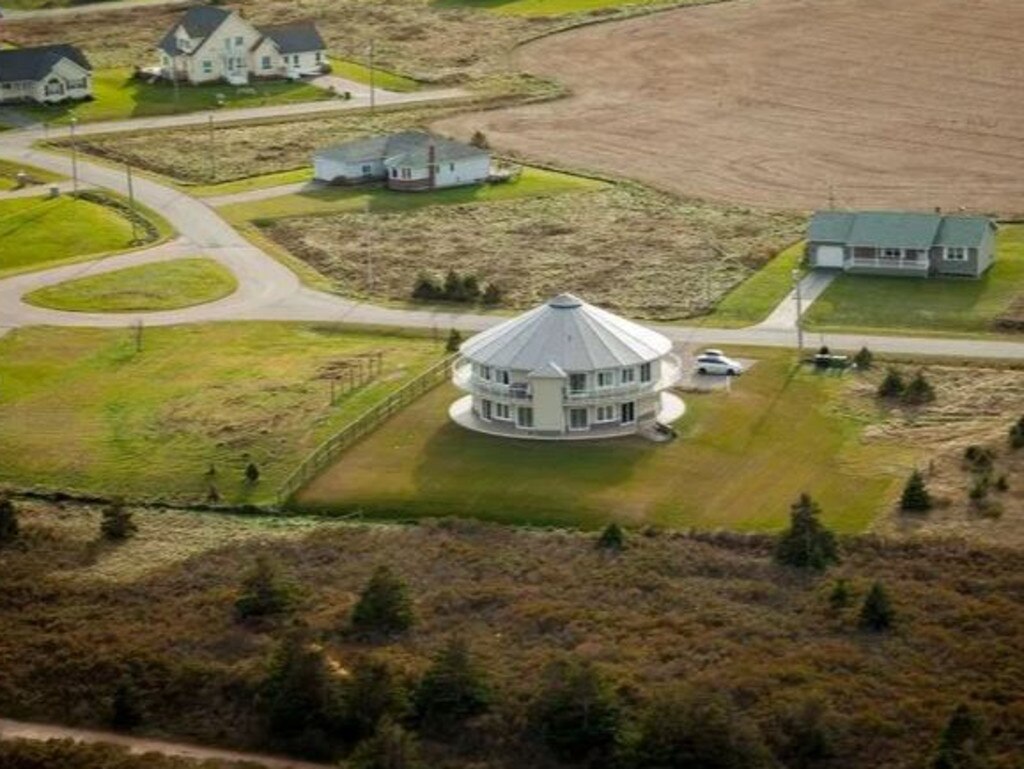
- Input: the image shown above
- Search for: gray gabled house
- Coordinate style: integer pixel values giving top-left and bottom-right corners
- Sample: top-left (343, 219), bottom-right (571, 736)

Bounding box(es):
top-left (0, 44), bottom-right (92, 105)
top-left (807, 211), bottom-right (997, 278)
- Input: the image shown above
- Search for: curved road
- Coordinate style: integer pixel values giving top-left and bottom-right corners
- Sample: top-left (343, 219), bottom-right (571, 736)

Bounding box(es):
top-left (1, 105), bottom-right (1023, 361)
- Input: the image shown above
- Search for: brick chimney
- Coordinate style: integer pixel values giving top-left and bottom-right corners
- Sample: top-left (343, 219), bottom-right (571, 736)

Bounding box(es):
top-left (427, 141), bottom-right (436, 190)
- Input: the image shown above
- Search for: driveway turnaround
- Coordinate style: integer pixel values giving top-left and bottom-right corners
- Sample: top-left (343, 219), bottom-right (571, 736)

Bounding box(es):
top-left (0, 106), bottom-right (1022, 362)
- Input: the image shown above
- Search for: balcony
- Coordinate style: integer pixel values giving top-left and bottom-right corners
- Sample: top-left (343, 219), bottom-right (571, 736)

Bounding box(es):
top-left (453, 362), bottom-right (533, 401)
top-left (845, 255), bottom-right (929, 273)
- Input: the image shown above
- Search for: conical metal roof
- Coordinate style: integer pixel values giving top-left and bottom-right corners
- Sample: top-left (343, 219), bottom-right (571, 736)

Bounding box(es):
top-left (460, 294), bottom-right (671, 373)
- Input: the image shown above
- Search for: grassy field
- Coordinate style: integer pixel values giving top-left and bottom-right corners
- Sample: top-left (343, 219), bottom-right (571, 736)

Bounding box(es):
top-left (188, 168), bottom-right (315, 198)
top-left (0, 158), bottom-right (64, 191)
top-left (707, 242), bottom-right (804, 327)
top-left (328, 56), bottom-right (421, 92)
top-left (297, 350), bottom-right (914, 531)
top-left (259, 183), bottom-right (803, 319)
top-left (219, 166), bottom-right (605, 221)
top-left (435, 0), bottom-right (677, 16)
top-left (805, 225), bottom-right (1024, 335)
top-left (0, 323), bottom-right (445, 504)
top-left (0, 195), bottom-right (137, 275)
top-left (23, 258), bottom-right (238, 313)
top-left (20, 68), bottom-right (332, 125)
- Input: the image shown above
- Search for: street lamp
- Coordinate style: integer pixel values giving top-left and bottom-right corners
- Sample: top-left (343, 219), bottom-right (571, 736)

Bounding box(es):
top-left (69, 116), bottom-right (79, 195)
top-left (792, 268), bottom-right (804, 356)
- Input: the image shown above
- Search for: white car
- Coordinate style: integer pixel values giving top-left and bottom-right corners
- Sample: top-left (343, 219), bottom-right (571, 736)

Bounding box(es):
top-left (695, 353), bottom-right (743, 376)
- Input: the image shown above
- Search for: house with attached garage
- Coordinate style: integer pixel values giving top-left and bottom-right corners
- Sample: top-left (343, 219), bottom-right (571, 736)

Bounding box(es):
top-left (156, 6), bottom-right (327, 86)
top-left (807, 210), bottom-right (997, 278)
top-left (0, 44), bottom-right (92, 105)
top-left (313, 131), bottom-right (492, 191)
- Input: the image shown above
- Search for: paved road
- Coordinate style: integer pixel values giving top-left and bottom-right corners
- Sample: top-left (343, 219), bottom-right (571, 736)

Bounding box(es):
top-left (0, 717), bottom-right (330, 768)
top-left (0, 105), bottom-right (1022, 361)
top-left (0, 0), bottom-right (191, 21)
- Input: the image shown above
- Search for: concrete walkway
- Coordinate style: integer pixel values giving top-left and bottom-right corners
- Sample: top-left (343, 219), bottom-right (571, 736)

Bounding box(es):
top-left (0, 717), bottom-right (329, 769)
top-left (756, 269), bottom-right (837, 330)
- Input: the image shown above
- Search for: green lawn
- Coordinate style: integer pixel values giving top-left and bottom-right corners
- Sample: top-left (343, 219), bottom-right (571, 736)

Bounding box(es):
top-left (219, 166), bottom-right (607, 223)
top-left (24, 258), bottom-right (237, 313)
top-left (805, 225), bottom-right (1024, 335)
top-left (434, 0), bottom-right (676, 16)
top-left (0, 159), bottom-right (64, 191)
top-left (0, 323), bottom-right (445, 504)
top-left (328, 57), bottom-right (420, 93)
top-left (706, 242), bottom-right (804, 327)
top-left (188, 167), bottom-right (315, 198)
top-left (296, 351), bottom-right (914, 532)
top-left (20, 68), bottom-right (332, 125)
top-left (0, 195), bottom-right (137, 275)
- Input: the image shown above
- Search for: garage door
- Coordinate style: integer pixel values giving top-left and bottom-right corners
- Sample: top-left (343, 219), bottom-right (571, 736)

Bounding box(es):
top-left (816, 245), bottom-right (845, 268)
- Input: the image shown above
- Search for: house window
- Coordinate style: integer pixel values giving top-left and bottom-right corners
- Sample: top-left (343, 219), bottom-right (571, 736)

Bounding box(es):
top-left (400, 168), bottom-right (412, 180)
top-left (361, 164), bottom-right (373, 176)
top-left (569, 408), bottom-right (589, 430)
top-left (234, 36), bottom-right (244, 46)
top-left (620, 368), bottom-right (635, 384)
top-left (639, 363), bottom-right (652, 383)
top-left (261, 56), bottom-right (272, 69)
top-left (481, 399), bottom-right (492, 421)
top-left (202, 60), bottom-right (213, 73)
top-left (882, 248), bottom-right (902, 259)
top-left (391, 168), bottom-right (398, 178)
top-left (595, 405), bottom-right (616, 423)
top-left (44, 80), bottom-right (64, 96)
top-left (478, 365), bottom-right (491, 381)
top-left (945, 247), bottom-right (968, 261)
top-left (596, 371), bottom-right (615, 388)
top-left (568, 373), bottom-right (587, 392)
top-left (494, 403), bottom-right (511, 421)
top-left (497, 370), bottom-right (511, 385)
top-left (517, 407), bottom-right (534, 428)
top-left (292, 54), bottom-right (300, 65)
top-left (620, 402), bottom-right (636, 425)
top-left (449, 163), bottom-right (455, 172)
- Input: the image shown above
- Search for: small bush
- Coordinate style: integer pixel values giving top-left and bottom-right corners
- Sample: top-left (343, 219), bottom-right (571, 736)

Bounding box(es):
top-left (900, 469), bottom-right (933, 512)
top-left (445, 328), bottom-right (462, 354)
top-left (109, 679), bottom-right (143, 731)
top-left (343, 657), bottom-right (410, 740)
top-left (963, 445), bottom-right (994, 473)
top-left (853, 346), bottom-right (873, 370)
top-left (596, 522), bottom-right (625, 551)
top-left (235, 555), bottom-right (295, 620)
top-left (469, 130), bottom-right (490, 150)
top-left (828, 578), bottom-right (851, 611)
top-left (774, 494), bottom-right (838, 571)
top-left (352, 566), bottom-right (415, 638)
top-left (1007, 415), bottom-right (1024, 449)
top-left (858, 582), bottom-right (894, 632)
top-left (411, 270), bottom-right (485, 305)
top-left (349, 718), bottom-right (422, 769)
top-left (100, 498), bottom-right (136, 541)
top-left (0, 493), bottom-right (19, 545)
top-left (245, 462), bottom-right (260, 484)
top-left (768, 696), bottom-right (840, 769)
top-left (994, 474), bottom-right (1009, 492)
top-left (412, 272), bottom-right (443, 301)
top-left (482, 282), bottom-right (503, 305)
top-left (932, 703), bottom-right (988, 769)
top-left (413, 638), bottom-right (490, 734)
top-left (877, 368), bottom-right (905, 399)
top-left (903, 370), bottom-right (936, 405)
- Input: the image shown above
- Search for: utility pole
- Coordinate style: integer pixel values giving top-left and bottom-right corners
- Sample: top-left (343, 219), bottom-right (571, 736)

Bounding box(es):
top-left (368, 39), bottom-right (376, 113)
top-left (208, 114), bottom-right (216, 183)
top-left (134, 319), bottom-right (144, 353)
top-left (69, 116), bottom-right (79, 194)
top-left (364, 198), bottom-right (374, 291)
top-left (126, 162), bottom-right (139, 244)
top-left (792, 268), bottom-right (804, 356)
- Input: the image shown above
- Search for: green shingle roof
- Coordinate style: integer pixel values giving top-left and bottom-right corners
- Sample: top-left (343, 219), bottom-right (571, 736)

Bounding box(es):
top-left (809, 211), bottom-right (992, 250)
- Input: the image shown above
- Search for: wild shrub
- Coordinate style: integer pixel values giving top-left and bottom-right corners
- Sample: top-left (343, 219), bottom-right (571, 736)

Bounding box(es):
top-left (903, 370), bottom-right (936, 405)
top-left (932, 703), bottom-right (988, 769)
top-left (413, 638), bottom-right (490, 734)
top-left (877, 369), bottom-right (905, 399)
top-left (828, 578), bottom-right (851, 611)
top-left (1009, 416), bottom-right (1024, 449)
top-left (482, 282), bottom-right (503, 305)
top-left (109, 678), bottom-right (143, 731)
top-left (469, 130), bottom-right (490, 150)
top-left (100, 498), bottom-right (136, 541)
top-left (0, 493), bottom-right (19, 545)
top-left (528, 657), bottom-right (621, 764)
top-left (445, 328), bottom-right (462, 354)
top-left (245, 462), bottom-right (261, 484)
top-left (235, 555), bottom-right (295, 620)
top-left (853, 346), bottom-right (873, 370)
top-left (411, 270), bottom-right (485, 304)
top-left (767, 696), bottom-right (840, 769)
top-left (342, 656), bottom-right (410, 741)
top-left (349, 718), bottom-right (422, 769)
top-left (900, 469), bottom-right (933, 512)
top-left (963, 445), bottom-right (994, 473)
top-left (968, 475), bottom-right (990, 503)
top-left (774, 494), bottom-right (838, 570)
top-left (412, 273), bottom-right (443, 301)
top-left (858, 582), bottom-right (894, 632)
top-left (596, 522), bottom-right (625, 551)
top-left (994, 474), bottom-right (1008, 492)
top-left (351, 566), bottom-right (415, 638)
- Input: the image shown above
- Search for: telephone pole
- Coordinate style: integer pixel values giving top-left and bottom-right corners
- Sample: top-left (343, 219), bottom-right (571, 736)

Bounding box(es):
top-left (69, 116), bottom-right (79, 194)
top-left (368, 39), bottom-right (376, 113)
top-left (792, 268), bottom-right (804, 355)
top-left (126, 162), bottom-right (140, 243)
top-left (207, 114), bottom-right (216, 183)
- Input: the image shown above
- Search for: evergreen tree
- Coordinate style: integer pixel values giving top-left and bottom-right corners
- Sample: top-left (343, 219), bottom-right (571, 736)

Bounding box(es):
top-left (245, 462), bottom-right (261, 484)
top-left (774, 494), bottom-right (839, 570)
top-left (932, 703), bottom-right (988, 769)
top-left (100, 498), bottom-right (137, 541)
top-left (900, 469), bottom-right (933, 512)
top-left (770, 697), bottom-right (838, 769)
top-left (877, 368), bottom-right (905, 399)
top-left (411, 273), bottom-right (441, 301)
top-left (351, 566), bottom-right (415, 637)
top-left (596, 522), bottom-right (625, 552)
top-left (903, 370), bottom-right (936, 405)
top-left (528, 657), bottom-right (621, 763)
top-left (1008, 416), bottom-right (1024, 449)
top-left (858, 581), bottom-right (894, 632)
top-left (853, 346), bottom-right (873, 370)
top-left (482, 283), bottom-right (502, 306)
top-left (109, 678), bottom-right (142, 731)
top-left (828, 578), bottom-right (851, 611)
top-left (342, 657), bottom-right (409, 741)
top-left (633, 686), bottom-right (774, 769)
top-left (443, 269), bottom-right (465, 302)
top-left (349, 718), bottom-right (422, 769)
top-left (463, 274), bottom-right (481, 301)
top-left (235, 555), bottom-right (294, 620)
top-left (0, 493), bottom-right (19, 545)
top-left (469, 130), bottom-right (490, 150)
top-left (445, 328), bottom-right (462, 354)
top-left (413, 638), bottom-right (490, 734)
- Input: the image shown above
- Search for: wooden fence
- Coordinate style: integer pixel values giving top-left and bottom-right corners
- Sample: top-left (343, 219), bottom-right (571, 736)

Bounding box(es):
top-left (276, 354), bottom-right (457, 506)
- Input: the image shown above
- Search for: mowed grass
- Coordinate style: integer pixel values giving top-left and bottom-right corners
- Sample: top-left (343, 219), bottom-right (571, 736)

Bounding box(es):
top-left (187, 167), bottom-right (315, 198)
top-left (328, 56), bottom-right (420, 92)
top-left (297, 351), bottom-right (913, 532)
top-left (0, 323), bottom-right (445, 504)
top-left (218, 166), bottom-right (606, 223)
top-left (434, 0), bottom-right (676, 17)
top-left (0, 159), bottom-right (63, 191)
top-left (0, 195), bottom-right (135, 275)
top-left (20, 68), bottom-right (331, 125)
top-left (24, 258), bottom-right (238, 313)
top-left (707, 242), bottom-right (804, 327)
top-left (805, 225), bottom-right (1024, 335)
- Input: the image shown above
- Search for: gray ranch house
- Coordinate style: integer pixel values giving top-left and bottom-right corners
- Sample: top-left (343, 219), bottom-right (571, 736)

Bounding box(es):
top-left (0, 44), bottom-right (92, 105)
top-left (312, 131), bottom-right (492, 192)
top-left (807, 211), bottom-right (997, 278)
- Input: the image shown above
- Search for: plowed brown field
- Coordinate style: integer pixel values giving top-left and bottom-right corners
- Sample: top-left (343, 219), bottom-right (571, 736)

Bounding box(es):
top-left (438, 0), bottom-right (1024, 212)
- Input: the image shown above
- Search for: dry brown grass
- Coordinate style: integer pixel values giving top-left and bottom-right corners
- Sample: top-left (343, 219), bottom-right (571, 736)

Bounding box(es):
top-left (2, 501), bottom-right (1023, 768)
top-left (264, 183), bottom-right (803, 319)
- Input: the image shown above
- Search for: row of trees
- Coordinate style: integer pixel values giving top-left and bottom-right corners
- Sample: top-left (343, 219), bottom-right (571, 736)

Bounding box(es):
top-left (412, 270), bottom-right (502, 305)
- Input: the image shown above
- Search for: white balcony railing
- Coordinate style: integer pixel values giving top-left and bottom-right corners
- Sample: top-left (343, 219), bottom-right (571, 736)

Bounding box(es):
top-left (846, 257), bottom-right (929, 271)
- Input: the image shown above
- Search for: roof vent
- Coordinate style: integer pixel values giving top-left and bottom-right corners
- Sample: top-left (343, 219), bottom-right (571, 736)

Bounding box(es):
top-left (548, 293), bottom-right (583, 309)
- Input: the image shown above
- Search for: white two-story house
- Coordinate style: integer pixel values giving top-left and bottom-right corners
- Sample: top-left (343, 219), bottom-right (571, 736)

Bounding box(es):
top-left (0, 44), bottom-right (92, 105)
top-left (156, 6), bottom-right (327, 86)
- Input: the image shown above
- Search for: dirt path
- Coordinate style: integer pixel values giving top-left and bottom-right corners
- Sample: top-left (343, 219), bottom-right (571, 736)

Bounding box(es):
top-left (437, 0), bottom-right (1024, 214)
top-left (0, 717), bottom-right (330, 768)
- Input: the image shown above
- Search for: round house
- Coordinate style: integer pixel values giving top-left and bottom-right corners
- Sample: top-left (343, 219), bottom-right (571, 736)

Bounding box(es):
top-left (450, 293), bottom-right (684, 440)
